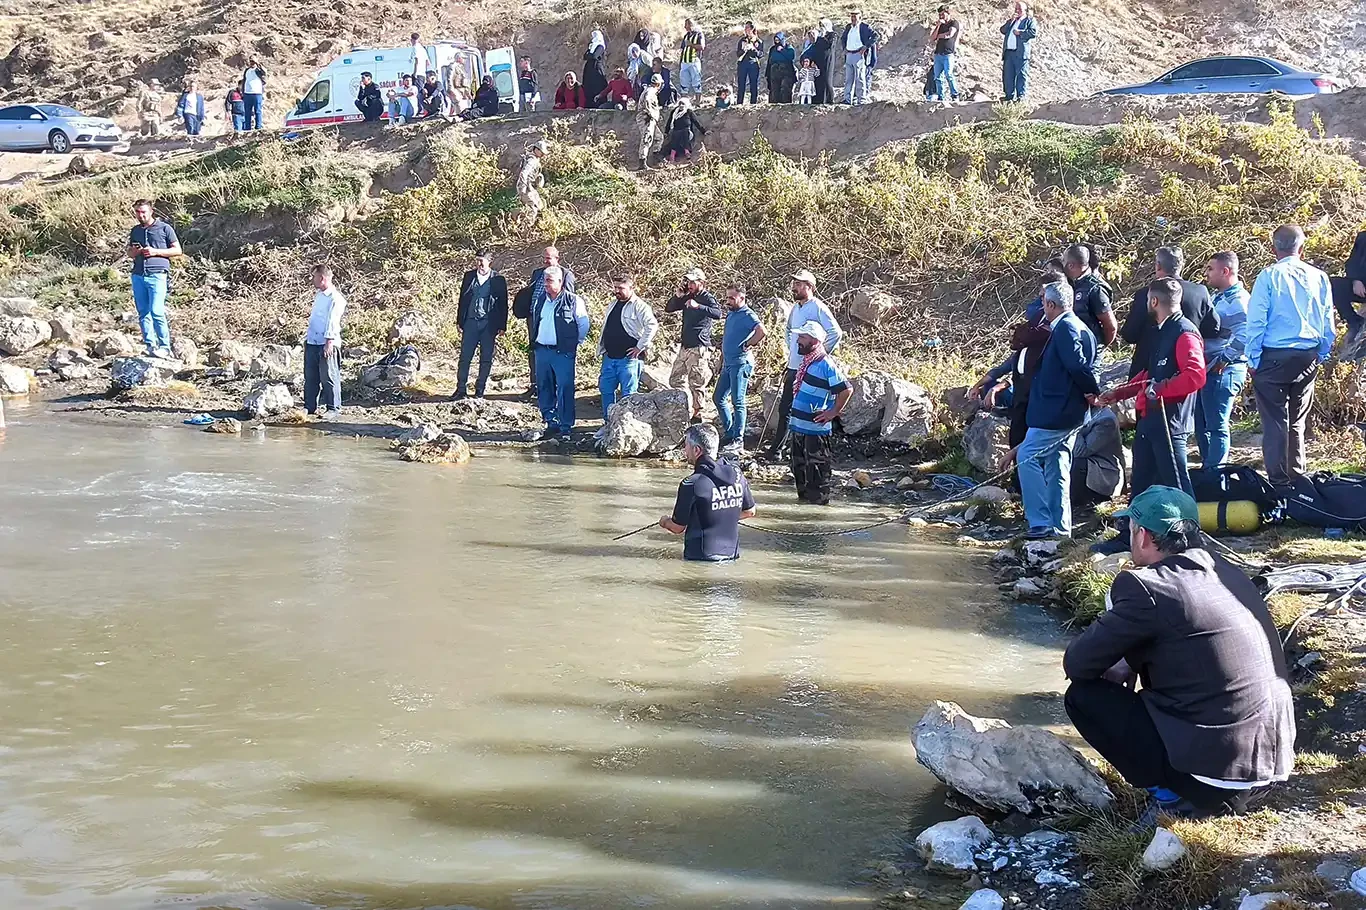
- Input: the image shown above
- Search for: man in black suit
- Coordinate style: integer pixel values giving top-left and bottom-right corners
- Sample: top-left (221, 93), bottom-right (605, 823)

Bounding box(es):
top-left (1122, 245), bottom-right (1221, 379)
top-left (454, 249), bottom-right (509, 400)
top-left (1063, 485), bottom-right (1295, 821)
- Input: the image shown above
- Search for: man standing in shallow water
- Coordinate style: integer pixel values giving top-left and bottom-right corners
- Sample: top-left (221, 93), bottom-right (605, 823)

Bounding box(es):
top-left (659, 424), bottom-right (757, 561)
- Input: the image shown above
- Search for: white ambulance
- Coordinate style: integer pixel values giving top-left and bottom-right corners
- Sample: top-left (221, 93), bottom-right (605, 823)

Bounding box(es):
top-left (284, 42), bottom-right (519, 129)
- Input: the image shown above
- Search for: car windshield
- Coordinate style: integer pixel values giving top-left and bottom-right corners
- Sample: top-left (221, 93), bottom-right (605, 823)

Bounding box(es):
top-left (35, 104), bottom-right (84, 118)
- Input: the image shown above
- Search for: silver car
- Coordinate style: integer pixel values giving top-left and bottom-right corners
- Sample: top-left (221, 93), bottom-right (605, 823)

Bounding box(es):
top-left (1102, 56), bottom-right (1340, 98)
top-left (0, 103), bottom-right (123, 154)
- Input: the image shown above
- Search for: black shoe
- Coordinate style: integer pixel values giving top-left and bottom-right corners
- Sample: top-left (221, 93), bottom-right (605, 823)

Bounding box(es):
top-left (1089, 535), bottom-right (1129, 556)
top-left (544, 427), bottom-right (562, 438)
top-left (452, 392), bottom-right (467, 401)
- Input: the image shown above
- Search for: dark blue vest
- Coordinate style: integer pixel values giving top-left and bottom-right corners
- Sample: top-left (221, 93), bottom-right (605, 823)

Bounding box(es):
top-left (532, 291), bottom-right (586, 355)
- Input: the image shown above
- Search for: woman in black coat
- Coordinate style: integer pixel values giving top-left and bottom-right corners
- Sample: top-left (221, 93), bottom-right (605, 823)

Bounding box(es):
top-left (582, 29), bottom-right (609, 108)
top-left (765, 34), bottom-right (797, 104)
top-left (801, 20), bottom-right (835, 103)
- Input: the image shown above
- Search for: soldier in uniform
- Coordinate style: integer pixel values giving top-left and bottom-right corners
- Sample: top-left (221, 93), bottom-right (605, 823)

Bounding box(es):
top-left (139, 79), bottom-right (165, 138)
top-left (516, 140), bottom-right (548, 226)
top-left (636, 73), bottom-right (663, 170)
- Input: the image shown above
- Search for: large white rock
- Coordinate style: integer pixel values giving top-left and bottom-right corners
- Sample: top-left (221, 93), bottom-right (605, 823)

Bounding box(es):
top-left (109, 355), bottom-right (180, 392)
top-left (840, 372), bottom-right (894, 435)
top-left (1238, 894), bottom-right (1292, 910)
top-left (242, 381), bottom-right (294, 418)
top-left (360, 345), bottom-right (423, 389)
top-left (49, 346), bottom-right (97, 380)
top-left (393, 422), bottom-right (442, 447)
top-left (602, 389), bottom-right (690, 457)
top-left (963, 411), bottom-right (1012, 472)
top-left (0, 315), bottom-right (52, 355)
top-left (0, 362), bottom-right (33, 395)
top-left (208, 339), bottom-right (258, 370)
top-left (48, 311), bottom-right (83, 345)
top-left (249, 344), bottom-right (301, 380)
top-left (91, 332), bottom-right (140, 358)
top-left (1352, 866), bottom-right (1366, 896)
top-left (959, 890), bottom-right (1004, 910)
top-left (388, 311), bottom-right (433, 346)
top-left (0, 296), bottom-right (36, 317)
top-left (879, 377), bottom-right (934, 445)
top-left (637, 361), bottom-right (673, 393)
top-left (914, 816), bottom-right (992, 876)
top-left (912, 701), bottom-right (1114, 814)
top-left (170, 336), bottom-right (201, 368)
top-left (848, 286), bottom-right (899, 327)
top-left (1141, 827), bottom-right (1186, 871)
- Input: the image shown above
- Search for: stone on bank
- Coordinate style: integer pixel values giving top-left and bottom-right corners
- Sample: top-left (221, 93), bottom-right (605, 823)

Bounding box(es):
top-left (242, 381), bottom-right (294, 418)
top-left (914, 815), bottom-right (993, 876)
top-left (602, 390), bottom-right (689, 457)
top-left (1140, 827), bottom-right (1186, 871)
top-left (0, 362), bottom-right (34, 396)
top-left (0, 314), bottom-right (52, 355)
top-left (912, 701), bottom-right (1113, 814)
top-left (109, 355), bottom-right (181, 392)
top-left (958, 889), bottom-right (1004, 910)
top-left (838, 371), bottom-right (934, 445)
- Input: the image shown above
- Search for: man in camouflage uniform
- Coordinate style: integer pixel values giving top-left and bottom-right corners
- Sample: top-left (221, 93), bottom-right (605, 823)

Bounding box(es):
top-left (636, 73), bottom-right (663, 170)
top-left (516, 139), bottom-right (547, 225)
top-left (139, 79), bottom-right (165, 138)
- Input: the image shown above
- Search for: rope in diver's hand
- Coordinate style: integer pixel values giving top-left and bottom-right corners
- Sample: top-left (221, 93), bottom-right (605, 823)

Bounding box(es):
top-left (612, 522), bottom-right (658, 541)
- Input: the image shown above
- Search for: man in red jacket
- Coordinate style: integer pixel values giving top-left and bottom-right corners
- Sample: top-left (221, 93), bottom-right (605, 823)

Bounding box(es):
top-left (1096, 277), bottom-right (1206, 498)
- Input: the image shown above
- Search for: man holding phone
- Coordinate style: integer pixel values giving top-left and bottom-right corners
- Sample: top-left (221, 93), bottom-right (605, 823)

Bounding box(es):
top-left (127, 199), bottom-right (183, 358)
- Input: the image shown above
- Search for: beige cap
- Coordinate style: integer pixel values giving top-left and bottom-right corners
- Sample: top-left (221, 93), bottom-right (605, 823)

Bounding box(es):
top-left (684, 266), bottom-right (707, 282)
top-left (791, 269), bottom-right (818, 287)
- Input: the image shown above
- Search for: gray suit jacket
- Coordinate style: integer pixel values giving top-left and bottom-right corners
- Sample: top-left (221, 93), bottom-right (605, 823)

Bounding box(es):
top-left (1064, 548), bottom-right (1295, 783)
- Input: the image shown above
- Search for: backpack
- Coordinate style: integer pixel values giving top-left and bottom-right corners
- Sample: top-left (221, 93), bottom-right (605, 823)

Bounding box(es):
top-left (1191, 464), bottom-right (1280, 519)
top-left (1284, 472), bottom-right (1366, 531)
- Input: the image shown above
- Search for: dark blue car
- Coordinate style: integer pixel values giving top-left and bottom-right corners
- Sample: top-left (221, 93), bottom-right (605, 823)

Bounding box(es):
top-left (1102, 56), bottom-right (1340, 97)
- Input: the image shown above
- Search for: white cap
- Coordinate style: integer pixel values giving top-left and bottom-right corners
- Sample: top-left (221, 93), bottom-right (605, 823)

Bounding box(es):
top-left (795, 320), bottom-right (827, 342)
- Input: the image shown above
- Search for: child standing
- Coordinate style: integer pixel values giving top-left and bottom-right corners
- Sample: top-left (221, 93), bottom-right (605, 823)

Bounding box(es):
top-left (796, 59), bottom-right (818, 105)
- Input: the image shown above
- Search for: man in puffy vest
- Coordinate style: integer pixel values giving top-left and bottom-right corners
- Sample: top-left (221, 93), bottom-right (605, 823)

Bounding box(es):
top-left (530, 265), bottom-right (590, 438)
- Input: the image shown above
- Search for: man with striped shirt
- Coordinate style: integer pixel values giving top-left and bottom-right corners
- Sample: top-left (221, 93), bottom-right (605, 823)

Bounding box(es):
top-left (787, 321), bottom-right (852, 504)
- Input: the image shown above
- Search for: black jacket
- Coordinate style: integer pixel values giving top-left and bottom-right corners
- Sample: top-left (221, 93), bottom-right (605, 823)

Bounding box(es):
top-left (458, 270), bottom-right (509, 334)
top-left (1122, 278), bottom-right (1220, 379)
top-left (802, 34), bottom-right (834, 77)
top-left (356, 82), bottom-right (383, 121)
top-left (1064, 548), bottom-right (1294, 784)
top-left (582, 46), bottom-right (608, 105)
top-left (665, 289), bottom-right (722, 347)
top-left (1072, 271), bottom-right (1114, 345)
top-left (1346, 230), bottom-right (1366, 284)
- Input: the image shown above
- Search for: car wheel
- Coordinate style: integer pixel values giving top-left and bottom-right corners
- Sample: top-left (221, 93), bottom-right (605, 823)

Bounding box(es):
top-left (48, 130), bottom-right (72, 154)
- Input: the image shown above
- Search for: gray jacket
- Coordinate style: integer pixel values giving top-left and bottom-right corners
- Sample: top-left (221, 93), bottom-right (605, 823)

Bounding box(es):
top-left (598, 295), bottom-right (659, 356)
top-left (1064, 548), bottom-right (1295, 783)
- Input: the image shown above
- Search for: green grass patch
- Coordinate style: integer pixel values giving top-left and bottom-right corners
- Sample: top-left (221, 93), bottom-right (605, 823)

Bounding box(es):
top-left (917, 120), bottom-right (1124, 188)
top-left (1056, 560), bottom-right (1116, 625)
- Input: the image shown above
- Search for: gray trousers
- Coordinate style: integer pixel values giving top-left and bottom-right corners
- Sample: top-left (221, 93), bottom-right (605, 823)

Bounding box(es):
top-left (304, 342), bottom-right (341, 412)
top-left (1252, 347), bottom-right (1318, 486)
top-left (844, 51), bottom-right (869, 104)
top-left (458, 317), bottom-right (496, 397)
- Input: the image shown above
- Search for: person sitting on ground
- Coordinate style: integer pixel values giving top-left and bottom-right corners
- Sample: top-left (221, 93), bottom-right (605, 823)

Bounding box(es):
top-left (462, 76), bottom-right (500, 120)
top-left (765, 32), bottom-right (798, 103)
top-left (1064, 484), bottom-right (1294, 821)
top-left (519, 58), bottom-right (541, 112)
top-left (388, 74), bottom-right (418, 123)
top-left (420, 70), bottom-right (444, 117)
top-left (714, 85), bottom-right (733, 110)
top-left (553, 71), bottom-right (588, 110)
top-left (659, 424), bottom-right (757, 561)
top-left (664, 98), bottom-right (706, 162)
top-left (355, 72), bottom-right (383, 122)
top-left (787, 320), bottom-right (852, 505)
top-left (1330, 228), bottom-right (1366, 350)
top-left (599, 67), bottom-right (634, 109)
top-left (1061, 242), bottom-right (1118, 345)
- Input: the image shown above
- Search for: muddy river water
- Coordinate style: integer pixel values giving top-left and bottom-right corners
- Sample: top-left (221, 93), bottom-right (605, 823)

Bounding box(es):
top-left (0, 406), bottom-right (1071, 910)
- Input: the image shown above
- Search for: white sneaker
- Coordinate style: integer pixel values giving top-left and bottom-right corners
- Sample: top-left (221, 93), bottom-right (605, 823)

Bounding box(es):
top-left (593, 426), bottom-right (607, 442)
top-left (323, 409), bottom-right (341, 421)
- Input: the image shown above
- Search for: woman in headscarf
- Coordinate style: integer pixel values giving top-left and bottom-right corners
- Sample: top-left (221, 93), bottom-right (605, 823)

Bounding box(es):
top-left (582, 28), bottom-right (609, 106)
top-left (628, 28), bottom-right (652, 95)
top-left (553, 71), bottom-right (587, 109)
top-left (663, 97), bottom-right (706, 162)
top-left (801, 18), bottom-right (835, 103)
top-left (655, 54), bottom-right (678, 106)
top-left (472, 75), bottom-right (500, 116)
top-left (765, 32), bottom-right (797, 103)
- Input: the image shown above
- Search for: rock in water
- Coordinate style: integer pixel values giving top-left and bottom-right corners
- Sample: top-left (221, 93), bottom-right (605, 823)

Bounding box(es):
top-left (0, 362), bottom-right (33, 395)
top-left (912, 701), bottom-right (1114, 814)
top-left (387, 311), bottom-right (432, 346)
top-left (963, 411), bottom-right (1011, 472)
top-left (242, 381), bottom-right (294, 418)
top-left (109, 355), bottom-right (180, 392)
top-left (602, 390), bottom-right (690, 457)
top-left (1141, 828), bottom-right (1186, 871)
top-left (249, 344), bottom-right (300, 380)
top-left (91, 332), bottom-right (141, 358)
top-left (399, 432), bottom-right (471, 464)
top-left (392, 422), bottom-right (442, 449)
top-left (0, 315), bottom-right (52, 355)
top-left (959, 889), bottom-right (1004, 910)
top-left (206, 417), bottom-right (242, 434)
top-left (914, 816), bottom-right (993, 876)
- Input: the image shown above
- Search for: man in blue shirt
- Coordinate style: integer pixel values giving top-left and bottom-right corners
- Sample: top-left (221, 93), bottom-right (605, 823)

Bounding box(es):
top-left (788, 321), bottom-right (852, 504)
top-left (1195, 251), bottom-right (1251, 471)
top-left (531, 266), bottom-right (590, 438)
top-left (714, 283), bottom-right (766, 454)
top-left (126, 199), bottom-right (183, 358)
top-left (1246, 225), bottom-right (1335, 487)
top-left (660, 424), bottom-right (757, 561)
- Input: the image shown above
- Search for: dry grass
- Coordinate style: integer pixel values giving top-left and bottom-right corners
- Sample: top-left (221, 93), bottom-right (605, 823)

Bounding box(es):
top-left (1266, 593), bottom-right (1314, 630)
top-left (1261, 529), bottom-right (1366, 566)
top-left (116, 379), bottom-right (201, 405)
top-left (1056, 561), bottom-right (1116, 626)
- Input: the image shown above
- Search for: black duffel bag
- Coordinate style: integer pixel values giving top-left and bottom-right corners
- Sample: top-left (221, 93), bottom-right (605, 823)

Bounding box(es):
top-left (1284, 472), bottom-right (1366, 531)
top-left (1191, 464), bottom-right (1280, 519)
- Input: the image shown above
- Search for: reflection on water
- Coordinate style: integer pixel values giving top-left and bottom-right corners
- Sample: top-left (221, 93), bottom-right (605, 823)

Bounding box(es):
top-left (0, 408), bottom-right (1069, 910)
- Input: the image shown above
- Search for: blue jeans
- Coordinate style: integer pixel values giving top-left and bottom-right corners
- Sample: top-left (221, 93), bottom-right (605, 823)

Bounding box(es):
top-left (714, 360), bottom-right (753, 445)
top-left (182, 113), bottom-right (202, 135)
top-left (932, 52), bottom-right (959, 100)
top-left (304, 342), bottom-right (341, 412)
top-left (1132, 417), bottom-right (1193, 498)
top-left (387, 98), bottom-right (415, 122)
top-left (1017, 425), bottom-right (1079, 536)
top-left (231, 111), bottom-right (246, 131)
top-left (130, 272), bottom-right (171, 352)
top-left (598, 356), bottom-right (641, 421)
top-left (1002, 52), bottom-right (1029, 101)
top-left (737, 61), bottom-right (760, 103)
top-left (1194, 362), bottom-right (1247, 471)
top-left (244, 93), bottom-right (264, 129)
top-left (535, 346), bottom-right (576, 432)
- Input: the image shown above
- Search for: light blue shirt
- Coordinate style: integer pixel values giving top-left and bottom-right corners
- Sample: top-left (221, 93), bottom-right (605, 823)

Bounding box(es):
top-left (536, 291), bottom-right (562, 345)
top-left (1205, 283), bottom-right (1249, 367)
top-left (305, 287), bottom-right (346, 345)
top-left (1245, 256), bottom-right (1335, 369)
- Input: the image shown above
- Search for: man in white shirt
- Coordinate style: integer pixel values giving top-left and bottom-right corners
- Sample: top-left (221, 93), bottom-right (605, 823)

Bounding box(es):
top-left (841, 9), bottom-right (876, 104)
top-left (409, 33), bottom-right (430, 81)
top-left (762, 269), bottom-right (843, 458)
top-left (304, 264), bottom-right (346, 419)
top-left (241, 58), bottom-right (267, 130)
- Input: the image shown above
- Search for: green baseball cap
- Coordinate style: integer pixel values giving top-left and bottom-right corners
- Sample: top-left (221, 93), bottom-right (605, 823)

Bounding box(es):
top-left (1116, 485), bottom-right (1199, 535)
